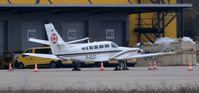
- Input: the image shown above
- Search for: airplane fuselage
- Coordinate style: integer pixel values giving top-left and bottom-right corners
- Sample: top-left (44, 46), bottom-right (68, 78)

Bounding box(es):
top-left (56, 41), bottom-right (141, 62)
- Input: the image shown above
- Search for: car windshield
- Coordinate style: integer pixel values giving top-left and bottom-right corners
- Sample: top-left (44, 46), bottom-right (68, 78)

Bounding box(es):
top-left (24, 49), bottom-right (32, 53)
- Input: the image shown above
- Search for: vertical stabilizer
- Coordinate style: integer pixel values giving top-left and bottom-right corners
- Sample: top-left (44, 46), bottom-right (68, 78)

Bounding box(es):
top-left (44, 23), bottom-right (66, 55)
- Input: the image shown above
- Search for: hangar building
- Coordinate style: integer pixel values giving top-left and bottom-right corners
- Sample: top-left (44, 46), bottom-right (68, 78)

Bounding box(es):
top-left (0, 0), bottom-right (191, 54)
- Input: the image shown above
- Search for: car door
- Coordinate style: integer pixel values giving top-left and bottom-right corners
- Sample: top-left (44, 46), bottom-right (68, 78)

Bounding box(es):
top-left (21, 49), bottom-right (35, 66)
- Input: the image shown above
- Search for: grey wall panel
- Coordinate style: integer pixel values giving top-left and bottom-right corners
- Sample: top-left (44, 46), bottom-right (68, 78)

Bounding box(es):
top-left (8, 20), bottom-right (21, 52)
top-left (61, 21), bottom-right (86, 41)
top-left (21, 22), bottom-right (46, 50)
top-left (3, 12), bottom-right (129, 52)
top-left (0, 22), bottom-right (4, 54)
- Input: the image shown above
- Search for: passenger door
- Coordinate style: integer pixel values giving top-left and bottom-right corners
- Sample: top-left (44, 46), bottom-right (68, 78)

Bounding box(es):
top-left (33, 48), bottom-right (53, 65)
top-left (21, 49), bottom-right (35, 66)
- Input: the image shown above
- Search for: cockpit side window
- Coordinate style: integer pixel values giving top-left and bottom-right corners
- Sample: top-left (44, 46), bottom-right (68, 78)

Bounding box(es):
top-left (105, 44), bottom-right (110, 48)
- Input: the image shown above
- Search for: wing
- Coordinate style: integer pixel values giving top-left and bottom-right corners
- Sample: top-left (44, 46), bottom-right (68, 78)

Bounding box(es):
top-left (112, 51), bottom-right (175, 60)
top-left (24, 53), bottom-right (63, 60)
top-left (24, 53), bottom-right (75, 61)
top-left (29, 38), bottom-right (50, 45)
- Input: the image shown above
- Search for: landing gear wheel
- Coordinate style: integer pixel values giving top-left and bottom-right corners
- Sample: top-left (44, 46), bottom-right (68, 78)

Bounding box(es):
top-left (114, 66), bottom-right (122, 71)
top-left (72, 61), bottom-right (81, 71)
top-left (50, 62), bottom-right (57, 68)
top-left (114, 60), bottom-right (129, 71)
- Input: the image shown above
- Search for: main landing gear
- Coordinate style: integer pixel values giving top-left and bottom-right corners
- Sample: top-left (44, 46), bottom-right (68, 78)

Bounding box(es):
top-left (114, 60), bottom-right (129, 71)
top-left (72, 61), bottom-right (81, 71)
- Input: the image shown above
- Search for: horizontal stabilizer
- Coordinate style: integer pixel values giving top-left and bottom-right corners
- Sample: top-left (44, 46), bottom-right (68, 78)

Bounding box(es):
top-left (29, 38), bottom-right (50, 45)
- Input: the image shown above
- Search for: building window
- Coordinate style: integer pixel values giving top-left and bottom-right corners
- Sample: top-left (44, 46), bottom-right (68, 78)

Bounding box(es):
top-left (67, 29), bottom-right (77, 40)
top-left (27, 29), bottom-right (36, 40)
top-left (106, 29), bottom-right (115, 39)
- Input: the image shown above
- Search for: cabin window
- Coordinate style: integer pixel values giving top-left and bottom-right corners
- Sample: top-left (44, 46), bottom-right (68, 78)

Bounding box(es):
top-left (99, 45), bottom-right (104, 48)
top-left (94, 45), bottom-right (98, 49)
top-left (82, 47), bottom-right (85, 50)
top-left (105, 44), bottom-right (110, 48)
top-left (86, 47), bottom-right (89, 50)
top-left (89, 46), bottom-right (94, 49)
top-left (111, 43), bottom-right (117, 48)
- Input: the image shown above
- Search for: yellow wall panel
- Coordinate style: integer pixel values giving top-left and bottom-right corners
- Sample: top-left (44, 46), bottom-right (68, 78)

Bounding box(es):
top-left (50, 0), bottom-right (89, 4)
top-left (165, 18), bottom-right (177, 37)
top-left (9, 0), bottom-right (35, 4)
top-left (129, 14), bottom-right (137, 47)
top-left (129, 1), bottom-right (177, 47)
top-left (0, 0), bottom-right (10, 4)
top-left (91, 0), bottom-right (129, 4)
top-left (39, 0), bottom-right (51, 4)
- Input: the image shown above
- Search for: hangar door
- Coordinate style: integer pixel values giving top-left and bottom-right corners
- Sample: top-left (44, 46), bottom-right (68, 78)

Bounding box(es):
top-left (0, 22), bottom-right (5, 54)
top-left (21, 22), bottom-right (46, 50)
top-left (100, 21), bottom-right (124, 46)
top-left (61, 21), bottom-right (86, 41)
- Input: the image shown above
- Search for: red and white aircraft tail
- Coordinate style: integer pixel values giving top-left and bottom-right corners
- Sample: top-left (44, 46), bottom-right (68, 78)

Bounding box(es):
top-left (44, 23), bottom-right (66, 55)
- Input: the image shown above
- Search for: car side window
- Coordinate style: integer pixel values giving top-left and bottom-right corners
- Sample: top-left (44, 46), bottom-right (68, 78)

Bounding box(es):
top-left (25, 49), bottom-right (32, 53)
top-left (35, 48), bottom-right (51, 54)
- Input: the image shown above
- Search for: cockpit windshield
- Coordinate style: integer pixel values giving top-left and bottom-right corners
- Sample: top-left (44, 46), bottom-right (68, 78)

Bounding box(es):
top-left (111, 43), bottom-right (118, 48)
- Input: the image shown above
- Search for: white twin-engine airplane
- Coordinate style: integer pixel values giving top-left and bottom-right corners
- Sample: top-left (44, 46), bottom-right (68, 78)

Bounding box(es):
top-left (26, 23), bottom-right (174, 71)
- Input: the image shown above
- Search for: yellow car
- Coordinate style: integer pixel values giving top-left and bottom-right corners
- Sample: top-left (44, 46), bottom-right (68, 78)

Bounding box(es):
top-left (15, 47), bottom-right (62, 69)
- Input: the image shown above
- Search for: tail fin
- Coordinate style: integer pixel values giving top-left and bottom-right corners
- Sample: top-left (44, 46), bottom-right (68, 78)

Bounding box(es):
top-left (44, 23), bottom-right (66, 55)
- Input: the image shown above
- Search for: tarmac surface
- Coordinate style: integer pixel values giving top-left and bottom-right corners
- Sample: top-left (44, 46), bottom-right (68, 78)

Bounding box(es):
top-left (0, 66), bottom-right (199, 90)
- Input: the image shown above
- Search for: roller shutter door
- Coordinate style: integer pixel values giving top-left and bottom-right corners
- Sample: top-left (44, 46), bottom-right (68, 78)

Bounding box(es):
top-left (61, 21), bottom-right (86, 41)
top-left (21, 22), bottom-right (45, 50)
top-left (100, 21), bottom-right (124, 45)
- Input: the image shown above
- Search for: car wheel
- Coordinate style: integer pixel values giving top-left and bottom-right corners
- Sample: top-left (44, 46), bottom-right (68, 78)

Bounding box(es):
top-left (50, 61), bottom-right (57, 68)
top-left (16, 62), bottom-right (24, 69)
